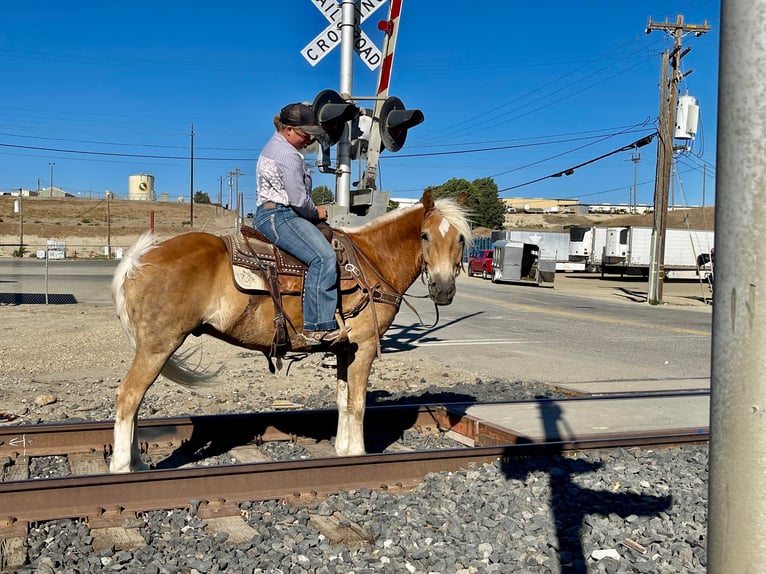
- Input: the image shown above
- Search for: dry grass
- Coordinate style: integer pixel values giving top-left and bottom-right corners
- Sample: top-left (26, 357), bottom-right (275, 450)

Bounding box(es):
top-left (0, 196), bottom-right (714, 252)
top-left (0, 196), bottom-right (237, 254)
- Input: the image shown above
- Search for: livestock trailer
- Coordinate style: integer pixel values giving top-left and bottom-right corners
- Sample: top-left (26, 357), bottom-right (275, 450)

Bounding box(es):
top-left (493, 229), bottom-right (584, 271)
top-left (491, 240), bottom-right (555, 286)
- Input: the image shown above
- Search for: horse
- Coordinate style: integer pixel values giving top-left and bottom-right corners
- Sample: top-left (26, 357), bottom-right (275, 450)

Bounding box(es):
top-left (109, 189), bottom-right (471, 473)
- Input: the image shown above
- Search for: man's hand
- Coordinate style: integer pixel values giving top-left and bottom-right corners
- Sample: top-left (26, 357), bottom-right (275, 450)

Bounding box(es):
top-left (316, 205), bottom-right (328, 220)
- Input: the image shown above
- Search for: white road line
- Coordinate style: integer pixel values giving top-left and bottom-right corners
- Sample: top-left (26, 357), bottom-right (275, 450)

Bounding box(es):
top-left (411, 339), bottom-right (544, 347)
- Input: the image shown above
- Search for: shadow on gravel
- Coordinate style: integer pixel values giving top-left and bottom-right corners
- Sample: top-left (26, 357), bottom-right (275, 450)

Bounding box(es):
top-left (499, 399), bottom-right (672, 573)
top-left (381, 312), bottom-right (485, 353)
top-left (0, 292), bottom-right (78, 304)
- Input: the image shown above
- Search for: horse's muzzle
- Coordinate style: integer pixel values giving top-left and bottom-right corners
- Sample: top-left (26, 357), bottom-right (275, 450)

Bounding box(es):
top-left (428, 278), bottom-right (456, 305)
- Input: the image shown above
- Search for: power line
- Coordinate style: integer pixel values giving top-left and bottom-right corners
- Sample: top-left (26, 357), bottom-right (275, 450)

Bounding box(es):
top-left (0, 141), bottom-right (255, 162)
top-left (497, 133), bottom-right (655, 194)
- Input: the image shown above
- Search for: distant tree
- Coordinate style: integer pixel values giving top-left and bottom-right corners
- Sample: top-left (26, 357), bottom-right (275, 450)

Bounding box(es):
top-left (426, 178), bottom-right (475, 202)
top-left (194, 191), bottom-right (211, 204)
top-left (471, 177), bottom-right (505, 229)
top-left (387, 199), bottom-right (400, 211)
top-left (312, 185), bottom-right (334, 204)
top-left (425, 177), bottom-right (504, 229)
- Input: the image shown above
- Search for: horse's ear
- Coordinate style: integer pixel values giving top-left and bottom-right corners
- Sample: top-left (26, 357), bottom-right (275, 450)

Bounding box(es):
top-left (456, 191), bottom-right (469, 207)
top-left (421, 188), bottom-right (435, 212)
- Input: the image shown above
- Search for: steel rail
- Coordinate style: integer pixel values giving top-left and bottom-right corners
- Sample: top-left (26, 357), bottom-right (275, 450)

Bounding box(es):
top-left (0, 393), bottom-right (710, 458)
top-left (0, 430), bottom-right (709, 531)
top-left (0, 395), bottom-right (710, 534)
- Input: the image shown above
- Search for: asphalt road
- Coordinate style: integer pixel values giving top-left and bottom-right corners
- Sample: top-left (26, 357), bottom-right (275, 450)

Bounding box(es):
top-left (0, 258), bottom-right (119, 304)
top-left (0, 259), bottom-right (712, 387)
top-left (387, 274), bottom-right (712, 386)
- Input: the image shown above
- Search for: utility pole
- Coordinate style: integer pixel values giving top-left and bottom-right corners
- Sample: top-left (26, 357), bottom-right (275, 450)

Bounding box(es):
top-left (630, 152), bottom-right (641, 213)
top-left (702, 164), bottom-right (707, 208)
top-left (218, 176), bottom-right (223, 215)
top-left (226, 168), bottom-right (245, 225)
top-left (106, 193), bottom-right (111, 259)
top-left (645, 15), bottom-right (710, 304)
top-left (709, 1), bottom-right (766, 569)
top-left (189, 125), bottom-right (195, 228)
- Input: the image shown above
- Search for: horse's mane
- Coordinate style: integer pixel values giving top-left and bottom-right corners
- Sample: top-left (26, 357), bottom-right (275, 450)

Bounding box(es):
top-left (344, 197), bottom-right (473, 251)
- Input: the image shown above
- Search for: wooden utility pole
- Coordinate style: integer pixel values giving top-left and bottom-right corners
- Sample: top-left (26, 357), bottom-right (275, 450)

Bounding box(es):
top-left (646, 15), bottom-right (710, 304)
top-left (189, 125), bottom-right (195, 227)
top-left (226, 168), bottom-right (245, 225)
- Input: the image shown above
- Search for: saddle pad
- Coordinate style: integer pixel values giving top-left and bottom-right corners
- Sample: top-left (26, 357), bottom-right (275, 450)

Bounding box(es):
top-left (232, 266), bottom-right (269, 292)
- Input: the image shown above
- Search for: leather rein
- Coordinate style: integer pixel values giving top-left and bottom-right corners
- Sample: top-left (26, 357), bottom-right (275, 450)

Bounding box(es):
top-left (338, 229), bottom-right (446, 359)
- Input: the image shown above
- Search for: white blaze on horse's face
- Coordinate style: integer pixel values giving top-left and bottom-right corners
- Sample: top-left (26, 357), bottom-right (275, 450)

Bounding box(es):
top-left (421, 213), bottom-right (466, 305)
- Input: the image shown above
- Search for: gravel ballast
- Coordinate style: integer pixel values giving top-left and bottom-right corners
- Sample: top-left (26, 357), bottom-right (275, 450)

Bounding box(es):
top-left (1, 304), bottom-right (708, 572)
top-left (14, 442), bottom-right (708, 573)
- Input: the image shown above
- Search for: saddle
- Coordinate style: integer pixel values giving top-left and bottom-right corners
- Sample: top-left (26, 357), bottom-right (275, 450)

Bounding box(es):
top-left (223, 225), bottom-right (360, 295)
top-left (221, 225), bottom-right (398, 356)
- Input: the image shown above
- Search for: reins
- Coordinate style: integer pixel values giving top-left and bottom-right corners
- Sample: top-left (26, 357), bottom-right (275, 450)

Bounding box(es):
top-left (338, 230), bottom-right (443, 359)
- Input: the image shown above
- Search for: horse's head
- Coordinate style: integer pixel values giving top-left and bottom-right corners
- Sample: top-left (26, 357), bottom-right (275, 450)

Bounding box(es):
top-left (420, 189), bottom-right (472, 305)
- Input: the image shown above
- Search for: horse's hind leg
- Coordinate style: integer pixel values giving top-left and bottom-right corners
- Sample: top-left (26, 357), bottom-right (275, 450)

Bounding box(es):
top-left (110, 351), bottom-right (170, 473)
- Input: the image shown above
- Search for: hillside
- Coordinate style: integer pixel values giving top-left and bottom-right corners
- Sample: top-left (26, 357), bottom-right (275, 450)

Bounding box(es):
top-left (469, 206), bottom-right (715, 238)
top-left (0, 196), bottom-right (237, 255)
top-left (0, 196), bottom-right (715, 255)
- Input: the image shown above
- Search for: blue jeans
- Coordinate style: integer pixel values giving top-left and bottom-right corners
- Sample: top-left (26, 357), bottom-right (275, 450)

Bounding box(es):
top-left (252, 205), bottom-right (339, 332)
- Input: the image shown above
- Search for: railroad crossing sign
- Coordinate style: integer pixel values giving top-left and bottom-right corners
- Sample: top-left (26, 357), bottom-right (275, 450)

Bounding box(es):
top-left (301, 0), bottom-right (386, 70)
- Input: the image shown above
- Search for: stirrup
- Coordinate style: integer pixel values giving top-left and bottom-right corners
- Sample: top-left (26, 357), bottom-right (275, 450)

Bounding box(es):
top-left (299, 327), bottom-right (350, 347)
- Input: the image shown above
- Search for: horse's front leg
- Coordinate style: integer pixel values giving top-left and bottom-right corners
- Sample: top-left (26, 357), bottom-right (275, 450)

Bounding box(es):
top-left (334, 343), bottom-right (375, 456)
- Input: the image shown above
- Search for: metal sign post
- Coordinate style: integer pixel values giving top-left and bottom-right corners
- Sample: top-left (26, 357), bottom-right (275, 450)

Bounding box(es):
top-left (302, 0), bottom-right (386, 209)
top-left (302, 0), bottom-right (385, 70)
top-left (708, 0), bottom-right (766, 570)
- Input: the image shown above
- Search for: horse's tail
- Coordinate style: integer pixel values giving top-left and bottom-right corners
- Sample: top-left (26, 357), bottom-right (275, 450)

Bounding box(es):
top-left (112, 231), bottom-right (157, 350)
top-left (112, 232), bottom-right (220, 388)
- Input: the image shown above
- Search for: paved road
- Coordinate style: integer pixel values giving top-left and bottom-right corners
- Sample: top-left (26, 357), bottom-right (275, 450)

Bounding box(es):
top-left (0, 259), bottom-right (119, 304)
top-left (387, 274), bottom-right (712, 386)
top-left (0, 260), bottom-right (712, 387)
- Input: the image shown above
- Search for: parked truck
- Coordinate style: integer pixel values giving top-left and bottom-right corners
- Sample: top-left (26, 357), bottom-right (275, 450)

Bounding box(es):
top-left (601, 226), bottom-right (714, 278)
top-left (468, 249), bottom-right (494, 279)
top-left (568, 225), bottom-right (613, 272)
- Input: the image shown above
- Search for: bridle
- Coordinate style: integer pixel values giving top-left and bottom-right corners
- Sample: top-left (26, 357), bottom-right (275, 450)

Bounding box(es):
top-left (340, 212), bottom-right (464, 357)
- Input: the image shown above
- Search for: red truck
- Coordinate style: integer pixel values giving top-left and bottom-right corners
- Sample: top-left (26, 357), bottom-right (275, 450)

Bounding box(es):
top-left (468, 249), bottom-right (493, 279)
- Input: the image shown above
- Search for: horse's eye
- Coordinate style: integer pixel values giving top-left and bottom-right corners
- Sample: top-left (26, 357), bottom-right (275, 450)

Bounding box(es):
top-left (421, 232), bottom-right (429, 242)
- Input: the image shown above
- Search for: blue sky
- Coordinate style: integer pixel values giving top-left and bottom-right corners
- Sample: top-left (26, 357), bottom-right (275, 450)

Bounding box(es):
top-left (0, 1), bottom-right (719, 215)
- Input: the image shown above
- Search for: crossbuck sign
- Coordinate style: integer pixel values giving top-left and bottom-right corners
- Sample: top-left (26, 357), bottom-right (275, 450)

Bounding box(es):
top-left (301, 0), bottom-right (386, 70)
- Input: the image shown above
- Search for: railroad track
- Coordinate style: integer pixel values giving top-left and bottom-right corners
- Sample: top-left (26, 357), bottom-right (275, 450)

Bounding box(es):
top-left (0, 394), bottom-right (709, 570)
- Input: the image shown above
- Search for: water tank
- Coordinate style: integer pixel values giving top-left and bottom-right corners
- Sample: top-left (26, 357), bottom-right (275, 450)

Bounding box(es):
top-left (674, 95), bottom-right (700, 140)
top-left (128, 174), bottom-right (155, 201)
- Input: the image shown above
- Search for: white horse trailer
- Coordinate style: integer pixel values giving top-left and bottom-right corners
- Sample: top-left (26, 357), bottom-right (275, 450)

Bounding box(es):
top-left (491, 240), bottom-right (555, 286)
top-left (494, 229), bottom-right (584, 271)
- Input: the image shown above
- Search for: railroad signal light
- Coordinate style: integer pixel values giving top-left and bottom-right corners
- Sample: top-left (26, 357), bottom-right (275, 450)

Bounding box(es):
top-left (312, 89), bottom-right (360, 146)
top-left (379, 96), bottom-right (424, 152)
top-left (378, 19), bottom-right (394, 35)
top-left (350, 109), bottom-right (374, 160)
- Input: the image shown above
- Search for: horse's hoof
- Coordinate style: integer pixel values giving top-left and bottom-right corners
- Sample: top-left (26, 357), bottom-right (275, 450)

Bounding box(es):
top-left (109, 459), bottom-right (149, 473)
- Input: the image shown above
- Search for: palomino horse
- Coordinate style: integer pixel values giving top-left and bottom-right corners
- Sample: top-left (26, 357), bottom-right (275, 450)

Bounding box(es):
top-left (109, 190), bottom-right (471, 473)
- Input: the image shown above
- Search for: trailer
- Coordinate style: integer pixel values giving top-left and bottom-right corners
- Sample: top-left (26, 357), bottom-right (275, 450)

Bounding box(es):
top-left (601, 226), bottom-right (714, 279)
top-left (491, 240), bottom-right (555, 286)
top-left (493, 229), bottom-right (584, 271)
top-left (568, 226), bottom-right (613, 272)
